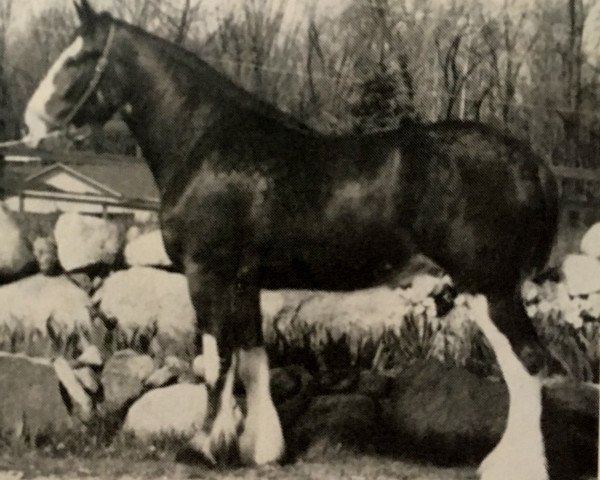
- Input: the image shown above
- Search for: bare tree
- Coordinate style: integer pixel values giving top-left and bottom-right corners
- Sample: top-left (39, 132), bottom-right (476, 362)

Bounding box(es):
top-left (481, 2), bottom-right (541, 125)
top-left (435, 18), bottom-right (486, 119)
top-left (0, 0), bottom-right (13, 139)
top-left (111, 0), bottom-right (158, 29)
top-left (6, 5), bottom-right (75, 123)
top-left (156, 0), bottom-right (203, 45)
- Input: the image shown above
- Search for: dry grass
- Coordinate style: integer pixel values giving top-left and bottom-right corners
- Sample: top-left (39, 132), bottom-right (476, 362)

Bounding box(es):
top-left (0, 434), bottom-right (479, 480)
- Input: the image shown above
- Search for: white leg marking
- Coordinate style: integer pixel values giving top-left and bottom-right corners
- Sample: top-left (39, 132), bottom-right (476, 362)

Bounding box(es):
top-left (209, 351), bottom-right (242, 457)
top-left (189, 352), bottom-right (241, 464)
top-left (24, 37), bottom-right (84, 147)
top-left (202, 333), bottom-right (220, 388)
top-left (238, 346), bottom-right (284, 465)
top-left (470, 295), bottom-right (548, 480)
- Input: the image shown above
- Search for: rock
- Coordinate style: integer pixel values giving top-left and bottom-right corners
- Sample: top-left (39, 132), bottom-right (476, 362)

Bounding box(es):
top-left (54, 213), bottom-right (121, 272)
top-left (73, 367), bottom-right (100, 395)
top-left (145, 355), bottom-right (191, 388)
top-left (124, 230), bottom-right (172, 267)
top-left (270, 367), bottom-right (299, 404)
top-left (270, 365), bottom-right (316, 406)
top-left (32, 236), bottom-right (59, 275)
top-left (0, 205), bottom-right (36, 280)
top-left (54, 357), bottom-right (94, 422)
top-left (144, 366), bottom-right (177, 389)
top-left (75, 344), bottom-right (104, 368)
top-left (581, 222), bottom-right (600, 258)
top-left (126, 225), bottom-right (142, 243)
top-left (356, 370), bottom-right (392, 397)
top-left (101, 350), bottom-right (156, 413)
top-left (164, 355), bottom-right (188, 372)
top-left (123, 383), bottom-right (208, 440)
top-left (562, 254), bottom-right (600, 296)
top-left (0, 274), bottom-right (92, 357)
top-left (261, 288), bottom-right (421, 365)
top-left (192, 355), bottom-right (204, 379)
top-left (292, 394), bottom-right (379, 456)
top-left (541, 379), bottom-right (599, 480)
top-left (93, 267), bottom-right (195, 348)
top-left (0, 353), bottom-right (77, 442)
top-left (387, 360), bottom-right (507, 464)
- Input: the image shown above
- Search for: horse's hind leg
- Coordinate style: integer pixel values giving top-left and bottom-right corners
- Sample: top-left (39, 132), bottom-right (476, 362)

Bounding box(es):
top-left (470, 294), bottom-right (548, 480)
top-left (485, 287), bottom-right (547, 375)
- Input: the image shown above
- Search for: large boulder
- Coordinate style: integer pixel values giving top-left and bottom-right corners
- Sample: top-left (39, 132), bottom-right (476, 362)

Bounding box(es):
top-left (541, 379), bottom-right (599, 480)
top-left (100, 349), bottom-right (156, 413)
top-left (580, 222), bottom-right (600, 259)
top-left (54, 213), bottom-right (121, 272)
top-left (387, 361), bottom-right (507, 465)
top-left (0, 353), bottom-right (77, 442)
top-left (388, 360), bottom-right (598, 476)
top-left (291, 393), bottom-right (380, 457)
top-left (0, 274), bottom-right (92, 356)
top-left (0, 205), bottom-right (36, 280)
top-left (124, 230), bottom-right (172, 268)
top-left (123, 383), bottom-right (208, 440)
top-left (562, 254), bottom-right (600, 296)
top-left (93, 267), bottom-right (195, 352)
top-left (261, 281), bottom-right (471, 371)
top-left (261, 288), bottom-right (413, 357)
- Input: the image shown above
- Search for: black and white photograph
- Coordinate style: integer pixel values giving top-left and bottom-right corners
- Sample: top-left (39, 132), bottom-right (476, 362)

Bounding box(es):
top-left (0, 0), bottom-right (597, 478)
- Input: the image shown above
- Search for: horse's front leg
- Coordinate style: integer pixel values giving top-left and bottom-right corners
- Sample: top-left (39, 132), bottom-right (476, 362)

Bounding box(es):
top-left (237, 343), bottom-right (285, 465)
top-left (185, 258), bottom-right (284, 465)
top-left (184, 261), bottom-right (241, 464)
top-left (230, 266), bottom-right (284, 465)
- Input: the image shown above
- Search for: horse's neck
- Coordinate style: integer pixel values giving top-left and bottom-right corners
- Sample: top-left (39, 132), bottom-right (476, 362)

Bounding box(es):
top-left (120, 32), bottom-right (223, 191)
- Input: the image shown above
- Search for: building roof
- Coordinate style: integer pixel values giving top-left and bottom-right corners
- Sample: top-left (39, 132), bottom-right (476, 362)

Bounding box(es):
top-left (1, 149), bottom-right (159, 202)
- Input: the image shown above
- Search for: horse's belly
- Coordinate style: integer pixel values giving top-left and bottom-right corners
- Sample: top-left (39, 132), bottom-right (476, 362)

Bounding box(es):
top-left (259, 228), bottom-right (412, 291)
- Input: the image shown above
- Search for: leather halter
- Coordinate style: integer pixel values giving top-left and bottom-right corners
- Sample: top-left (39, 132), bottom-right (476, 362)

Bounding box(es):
top-left (60, 23), bottom-right (116, 128)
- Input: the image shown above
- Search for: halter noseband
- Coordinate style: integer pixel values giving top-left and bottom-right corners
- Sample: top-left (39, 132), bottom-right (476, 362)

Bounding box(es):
top-left (60, 23), bottom-right (116, 128)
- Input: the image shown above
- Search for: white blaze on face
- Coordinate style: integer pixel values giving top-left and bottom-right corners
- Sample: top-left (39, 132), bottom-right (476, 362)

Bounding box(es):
top-left (24, 37), bottom-right (84, 148)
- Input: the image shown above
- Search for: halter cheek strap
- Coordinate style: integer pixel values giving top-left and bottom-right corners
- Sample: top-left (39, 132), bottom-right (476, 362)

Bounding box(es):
top-left (61, 23), bottom-right (116, 128)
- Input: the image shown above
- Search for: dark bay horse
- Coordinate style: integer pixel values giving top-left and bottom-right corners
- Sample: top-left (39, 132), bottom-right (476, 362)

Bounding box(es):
top-left (24, 1), bottom-right (558, 477)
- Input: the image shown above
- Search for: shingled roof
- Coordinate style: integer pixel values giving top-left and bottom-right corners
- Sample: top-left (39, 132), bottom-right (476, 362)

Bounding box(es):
top-left (1, 149), bottom-right (159, 202)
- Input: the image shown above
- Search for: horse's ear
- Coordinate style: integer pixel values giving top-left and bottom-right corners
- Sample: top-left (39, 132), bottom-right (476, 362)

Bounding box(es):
top-left (74, 0), bottom-right (97, 29)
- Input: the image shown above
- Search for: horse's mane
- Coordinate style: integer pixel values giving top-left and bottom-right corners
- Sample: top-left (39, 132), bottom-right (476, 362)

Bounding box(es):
top-left (105, 14), bottom-right (317, 137)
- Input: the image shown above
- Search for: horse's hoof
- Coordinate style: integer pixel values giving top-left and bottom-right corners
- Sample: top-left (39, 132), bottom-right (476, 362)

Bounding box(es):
top-left (208, 402), bottom-right (243, 464)
top-left (239, 402), bottom-right (285, 465)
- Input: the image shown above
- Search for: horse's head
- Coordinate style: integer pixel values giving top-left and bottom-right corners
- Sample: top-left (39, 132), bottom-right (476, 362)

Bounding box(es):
top-left (24, 1), bottom-right (125, 147)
